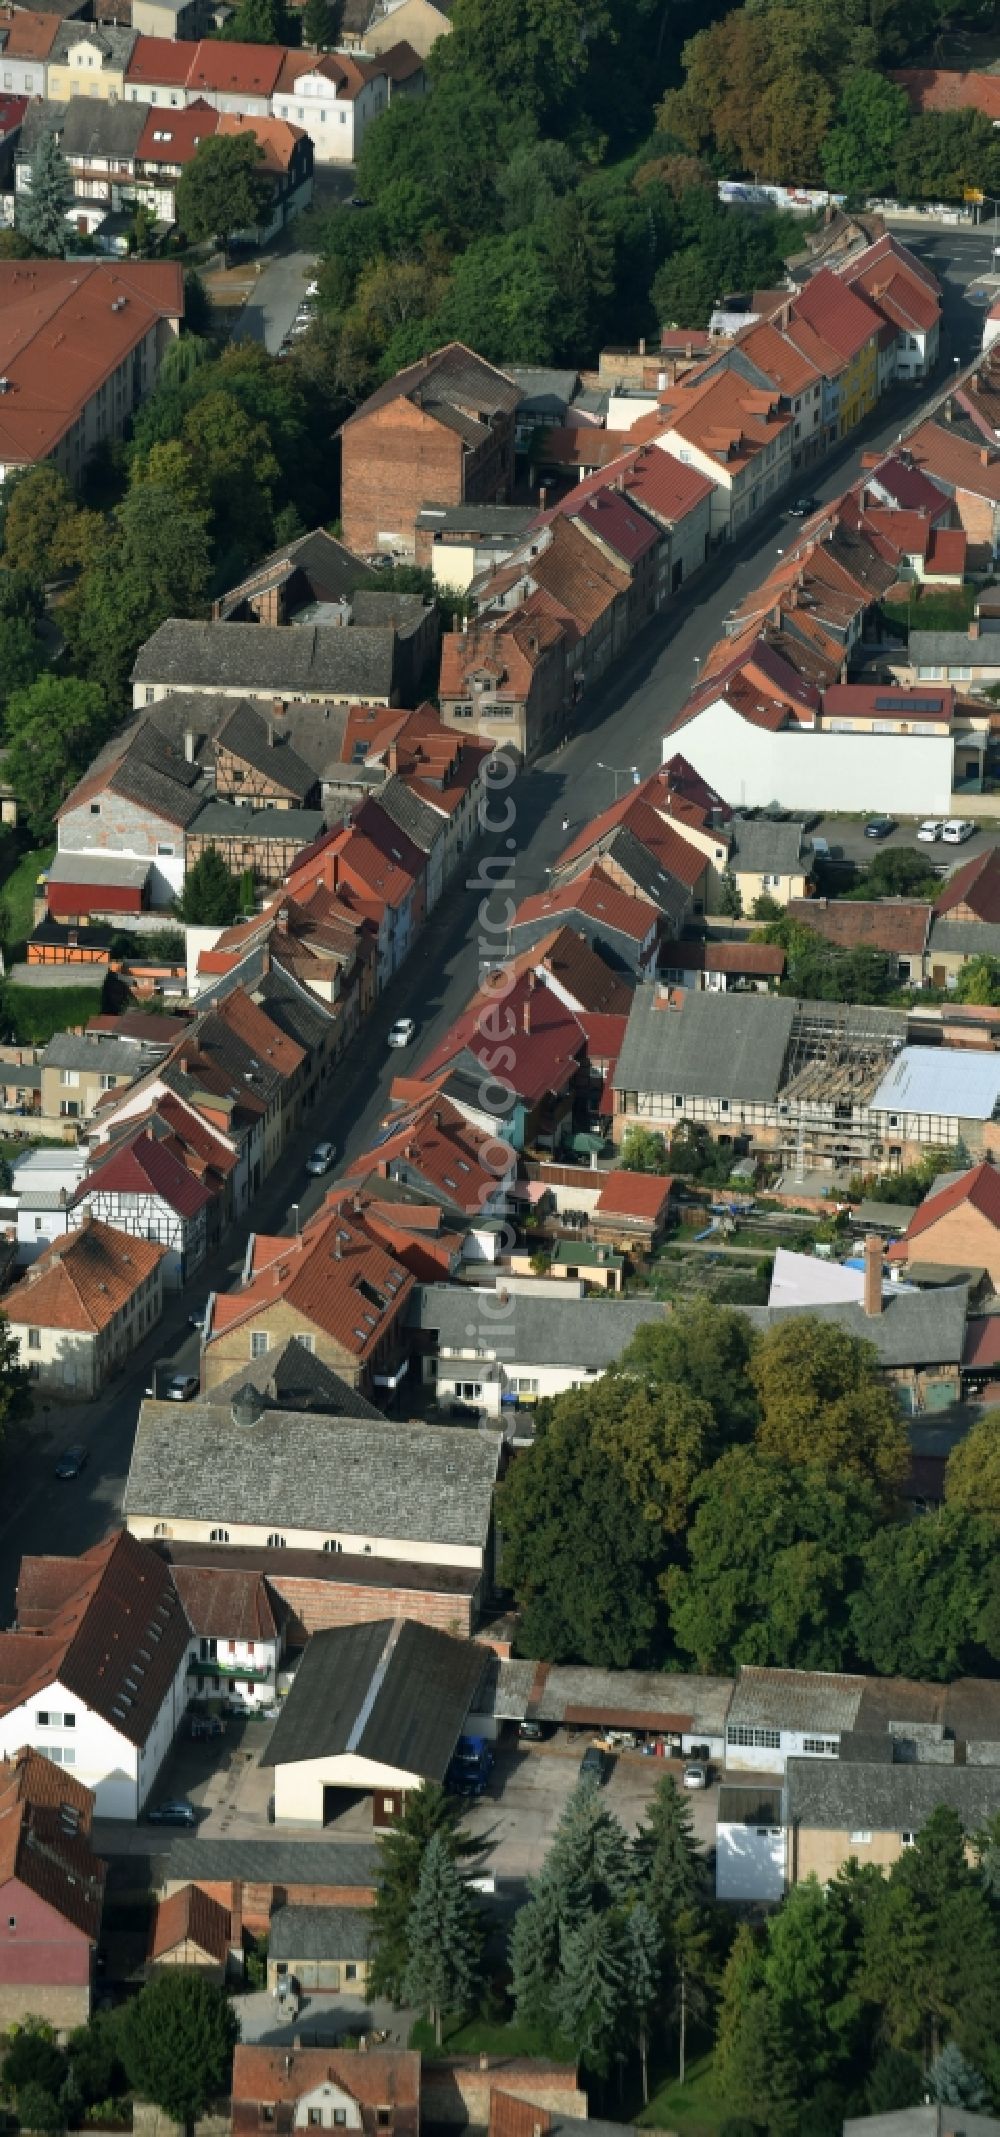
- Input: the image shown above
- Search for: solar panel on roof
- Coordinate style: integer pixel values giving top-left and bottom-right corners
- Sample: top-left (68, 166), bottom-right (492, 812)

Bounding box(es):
top-left (873, 694), bottom-right (944, 713)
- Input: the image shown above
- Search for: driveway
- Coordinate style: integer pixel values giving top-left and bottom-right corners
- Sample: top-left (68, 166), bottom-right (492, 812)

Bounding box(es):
top-left (236, 1987), bottom-right (407, 2047)
top-left (461, 1741), bottom-right (718, 1878)
top-left (230, 246), bottom-right (314, 354)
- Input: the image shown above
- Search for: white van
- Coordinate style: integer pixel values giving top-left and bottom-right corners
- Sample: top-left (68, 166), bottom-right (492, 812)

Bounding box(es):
top-left (942, 818), bottom-right (975, 844)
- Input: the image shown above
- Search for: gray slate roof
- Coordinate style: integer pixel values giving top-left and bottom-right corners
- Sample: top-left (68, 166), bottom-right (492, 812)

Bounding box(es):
top-left (729, 1665), bottom-right (866, 1736)
top-left (374, 773), bottom-right (442, 855)
top-left (407, 1284), bottom-right (667, 1367)
top-left (612, 986), bottom-right (795, 1101)
top-left (604, 826), bottom-right (692, 926)
top-left (415, 504), bottom-right (537, 538)
top-left (729, 815), bottom-right (809, 874)
top-left (268, 1904), bottom-right (371, 1961)
top-left (161, 1840), bottom-right (379, 1886)
top-left (39, 1032), bottom-right (157, 1074)
top-left (910, 631), bottom-right (1000, 668)
top-left (216, 700), bottom-right (318, 801)
top-left (132, 621), bottom-right (399, 700)
top-left (928, 918), bottom-right (1000, 957)
top-left (261, 1618), bottom-right (487, 1781)
top-left (45, 854), bottom-right (152, 889)
top-left (187, 801), bottom-right (325, 844)
top-left (202, 1337), bottom-right (385, 1420)
top-left (737, 1282), bottom-right (969, 1368)
top-left (50, 20), bottom-right (136, 60)
top-left (19, 96), bottom-right (147, 160)
top-left (125, 1401), bottom-right (501, 1549)
top-left (718, 1784), bottom-right (783, 1826)
top-left (786, 1753), bottom-right (1000, 1833)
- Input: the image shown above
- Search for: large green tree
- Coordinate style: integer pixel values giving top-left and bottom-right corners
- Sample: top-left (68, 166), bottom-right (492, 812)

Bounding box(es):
top-left (64, 475), bottom-right (211, 712)
top-left (4, 675), bottom-right (110, 839)
top-left (1, 465), bottom-right (105, 584)
top-left (176, 848), bottom-right (247, 928)
top-left (497, 1391), bottom-right (667, 1665)
top-left (401, 1832), bottom-right (481, 2045)
top-left (850, 1508), bottom-right (998, 1680)
top-left (176, 133), bottom-right (269, 248)
top-left (666, 1446), bottom-right (880, 1672)
top-left (118, 1973), bottom-right (237, 2126)
top-left (751, 1316), bottom-right (909, 1491)
top-left (511, 1780), bottom-right (632, 2064)
top-left (820, 68), bottom-right (910, 194)
top-left (17, 130), bottom-right (72, 254)
top-left (369, 1783), bottom-right (478, 2003)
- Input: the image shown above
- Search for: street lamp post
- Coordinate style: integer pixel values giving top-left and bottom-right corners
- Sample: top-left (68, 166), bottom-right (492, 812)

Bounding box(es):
top-left (597, 760), bottom-right (640, 800)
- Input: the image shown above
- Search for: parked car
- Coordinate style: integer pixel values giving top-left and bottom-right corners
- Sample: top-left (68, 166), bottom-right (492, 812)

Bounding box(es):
top-left (146, 1799), bottom-right (197, 1826)
top-left (518, 1719), bottom-right (547, 1743)
top-left (305, 1140), bottom-right (336, 1176)
top-left (683, 1762), bottom-right (710, 1790)
top-left (788, 495), bottom-right (819, 517)
top-left (942, 818), bottom-right (975, 844)
top-left (864, 815), bottom-right (896, 840)
top-left (189, 1714), bottom-right (225, 1741)
top-left (388, 1016), bottom-right (416, 1048)
top-left (580, 1744), bottom-right (613, 1786)
top-left (55, 1444), bottom-right (87, 1480)
top-left (188, 1303), bottom-right (208, 1333)
top-left (917, 819), bottom-right (945, 842)
top-left (810, 836), bottom-right (830, 859)
top-left (164, 1372), bottom-right (199, 1402)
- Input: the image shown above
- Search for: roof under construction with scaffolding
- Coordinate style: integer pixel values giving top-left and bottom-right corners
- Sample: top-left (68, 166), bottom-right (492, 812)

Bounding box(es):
top-left (781, 1000), bottom-right (905, 1111)
top-left (612, 988), bottom-right (905, 1108)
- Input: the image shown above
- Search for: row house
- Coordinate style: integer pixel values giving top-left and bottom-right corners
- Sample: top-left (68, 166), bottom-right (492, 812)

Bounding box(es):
top-left (476, 514), bottom-right (630, 690)
top-left (46, 21), bottom-right (136, 103)
top-left (0, 1749), bottom-right (105, 2032)
top-left (785, 269), bottom-right (881, 434)
top-left (0, 259), bottom-right (182, 486)
top-left (344, 1090), bottom-right (516, 1230)
top-left (194, 889), bottom-right (375, 1046)
top-left (508, 865), bottom-right (662, 980)
top-left (339, 342), bottom-right (520, 561)
top-left (0, 11), bottom-right (59, 100)
top-left (0, 1529), bottom-right (191, 1820)
top-left (201, 1190), bottom-right (417, 1397)
top-left (15, 94), bottom-right (313, 246)
top-left (439, 608), bottom-right (570, 763)
top-left (3, 1216), bottom-right (165, 1396)
top-left (329, 705), bottom-right (492, 910)
top-left (414, 965), bottom-right (592, 1152)
top-left (120, 33), bottom-right (406, 164)
top-left (633, 365), bottom-right (794, 542)
top-left (837, 234), bottom-right (942, 383)
top-left (68, 1130), bottom-right (213, 1288)
top-left (284, 806), bottom-right (425, 990)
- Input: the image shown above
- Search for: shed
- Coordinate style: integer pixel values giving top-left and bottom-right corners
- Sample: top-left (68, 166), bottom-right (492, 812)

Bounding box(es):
top-left (266, 1904), bottom-right (371, 1994)
top-left (148, 1883), bottom-right (234, 1980)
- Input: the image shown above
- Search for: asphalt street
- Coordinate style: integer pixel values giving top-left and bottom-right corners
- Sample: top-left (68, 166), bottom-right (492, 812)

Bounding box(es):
top-left (0, 225), bottom-right (993, 1621)
top-left (230, 171), bottom-right (357, 353)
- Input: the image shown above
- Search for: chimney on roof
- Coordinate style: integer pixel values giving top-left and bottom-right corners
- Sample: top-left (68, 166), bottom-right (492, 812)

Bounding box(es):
top-left (522, 995), bottom-right (532, 1034)
top-left (229, 1880), bottom-right (243, 1956)
top-left (970, 617), bottom-right (980, 640)
top-left (863, 1233), bottom-right (884, 1318)
top-left (387, 742), bottom-right (399, 773)
top-left (944, 398), bottom-right (953, 423)
top-left (276, 905), bottom-right (289, 933)
top-left (538, 485), bottom-right (548, 510)
top-left (982, 446), bottom-right (993, 467)
top-left (432, 1109), bottom-right (442, 1128)
top-left (179, 1056), bottom-right (189, 1073)
top-left (403, 1143), bottom-right (414, 1159)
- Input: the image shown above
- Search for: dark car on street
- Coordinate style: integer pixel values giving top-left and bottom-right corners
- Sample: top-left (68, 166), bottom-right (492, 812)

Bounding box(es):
top-left (864, 816), bottom-right (896, 839)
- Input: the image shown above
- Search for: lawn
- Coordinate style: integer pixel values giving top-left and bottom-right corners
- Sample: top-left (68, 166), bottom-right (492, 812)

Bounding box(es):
top-left (639, 2050), bottom-right (729, 2135)
top-left (0, 843), bottom-right (54, 954)
top-left (409, 2015), bottom-right (574, 2062)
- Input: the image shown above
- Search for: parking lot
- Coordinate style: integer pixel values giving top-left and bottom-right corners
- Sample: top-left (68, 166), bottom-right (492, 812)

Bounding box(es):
top-left (93, 1722), bottom-right (719, 1878)
top-left (808, 812), bottom-right (999, 869)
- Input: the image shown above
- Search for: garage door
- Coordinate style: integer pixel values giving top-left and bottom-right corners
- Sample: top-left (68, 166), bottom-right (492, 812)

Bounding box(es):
top-left (297, 1963), bottom-right (341, 1989)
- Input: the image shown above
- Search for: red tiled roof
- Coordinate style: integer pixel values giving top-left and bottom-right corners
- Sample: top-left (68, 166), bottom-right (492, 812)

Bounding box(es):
top-left (891, 67), bottom-right (1000, 121)
top-left (217, 111), bottom-right (307, 175)
top-left (964, 1315), bottom-right (1000, 1370)
top-left (170, 1564), bottom-right (277, 1643)
top-left (346, 1093), bottom-right (514, 1213)
top-left (822, 682), bottom-right (953, 722)
top-left (185, 37), bottom-right (287, 92)
top-left (906, 420), bottom-right (1000, 506)
top-left (595, 1169), bottom-right (673, 1221)
top-left (665, 939), bottom-right (786, 975)
top-left (3, 1219), bottom-right (164, 1336)
top-left (150, 1884), bottom-right (231, 1965)
top-left (207, 1194), bottom-right (413, 1362)
top-left (0, 1749), bottom-right (104, 1942)
top-left (925, 527), bottom-right (967, 575)
top-left (558, 783), bottom-right (705, 885)
top-left (0, 262), bottom-right (184, 469)
top-left (785, 896), bottom-right (930, 955)
top-left (518, 925), bottom-right (633, 1014)
top-left (417, 971), bottom-right (588, 1108)
top-left (903, 1160), bottom-right (1000, 1246)
top-left (3, 1530), bottom-right (191, 1747)
top-left (232, 2048), bottom-right (420, 2114)
top-left (137, 99), bottom-right (218, 166)
top-left (125, 34), bottom-right (194, 84)
top-left (0, 12), bottom-right (62, 57)
top-left (790, 267), bottom-right (881, 363)
top-left (934, 846), bottom-right (1000, 924)
top-left (512, 862), bottom-right (660, 947)
top-left (77, 1130), bottom-right (214, 1220)
top-left (569, 486), bottom-right (660, 565)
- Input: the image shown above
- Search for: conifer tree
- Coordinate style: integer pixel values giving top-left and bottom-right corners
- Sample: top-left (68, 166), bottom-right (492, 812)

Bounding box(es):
top-left (17, 132), bottom-right (72, 255)
top-left (401, 1833), bottom-right (480, 2046)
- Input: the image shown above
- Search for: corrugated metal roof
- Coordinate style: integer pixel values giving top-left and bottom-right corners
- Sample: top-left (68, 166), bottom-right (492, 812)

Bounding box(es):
top-left (872, 1045), bottom-right (1000, 1121)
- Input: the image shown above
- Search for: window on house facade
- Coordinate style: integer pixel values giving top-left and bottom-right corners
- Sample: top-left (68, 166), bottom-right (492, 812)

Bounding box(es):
top-left (27, 1329), bottom-right (40, 1350)
top-left (802, 1738), bottom-right (839, 1756)
top-left (727, 1724), bottom-right (780, 1750)
top-left (849, 1830), bottom-right (872, 1844)
top-left (251, 1332), bottom-right (269, 1357)
top-left (209, 1527), bottom-right (230, 1544)
top-left (37, 1711), bottom-right (75, 1728)
top-left (323, 1539), bottom-right (342, 1553)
